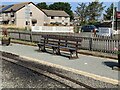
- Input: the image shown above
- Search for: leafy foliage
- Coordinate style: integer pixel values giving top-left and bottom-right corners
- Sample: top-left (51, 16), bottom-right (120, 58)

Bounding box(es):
top-left (103, 3), bottom-right (113, 20)
top-left (75, 3), bottom-right (87, 25)
top-left (75, 1), bottom-right (105, 25)
top-left (86, 2), bottom-right (105, 23)
top-left (36, 2), bottom-right (48, 9)
top-left (49, 2), bottom-right (73, 20)
top-left (36, 2), bottom-right (73, 20)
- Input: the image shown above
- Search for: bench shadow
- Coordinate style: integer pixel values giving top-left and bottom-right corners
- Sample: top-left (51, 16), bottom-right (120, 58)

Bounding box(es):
top-left (34, 49), bottom-right (43, 53)
top-left (102, 61), bottom-right (118, 69)
top-left (34, 49), bottom-right (70, 59)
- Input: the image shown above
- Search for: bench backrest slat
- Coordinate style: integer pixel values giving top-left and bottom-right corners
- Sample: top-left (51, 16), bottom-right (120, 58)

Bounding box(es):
top-left (42, 35), bottom-right (82, 42)
top-left (40, 35), bottom-right (82, 49)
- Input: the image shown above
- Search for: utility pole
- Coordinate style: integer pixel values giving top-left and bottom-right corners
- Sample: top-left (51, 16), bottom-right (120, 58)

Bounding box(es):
top-left (115, 7), bottom-right (117, 31)
top-left (112, 3), bottom-right (115, 33)
top-left (113, 6), bottom-right (120, 70)
top-left (117, 1), bottom-right (120, 65)
top-left (116, 11), bottom-right (120, 67)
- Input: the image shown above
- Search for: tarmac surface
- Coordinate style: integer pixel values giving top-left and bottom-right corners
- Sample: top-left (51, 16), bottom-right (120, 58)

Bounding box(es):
top-left (0, 43), bottom-right (119, 83)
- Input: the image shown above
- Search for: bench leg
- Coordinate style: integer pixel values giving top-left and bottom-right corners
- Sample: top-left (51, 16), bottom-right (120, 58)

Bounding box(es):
top-left (41, 46), bottom-right (46, 52)
top-left (56, 48), bottom-right (61, 55)
top-left (52, 47), bottom-right (57, 55)
top-left (38, 44), bottom-right (41, 51)
top-left (52, 47), bottom-right (61, 55)
top-left (38, 46), bottom-right (41, 51)
top-left (38, 45), bottom-right (43, 52)
top-left (76, 50), bottom-right (78, 58)
top-left (69, 50), bottom-right (78, 59)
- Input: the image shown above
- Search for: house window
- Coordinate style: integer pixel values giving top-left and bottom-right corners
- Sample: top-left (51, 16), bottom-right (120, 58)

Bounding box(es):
top-left (32, 19), bottom-right (37, 26)
top-left (11, 12), bottom-right (14, 17)
top-left (51, 16), bottom-right (54, 19)
top-left (5, 13), bottom-right (8, 16)
top-left (59, 16), bottom-right (62, 20)
top-left (65, 17), bottom-right (68, 19)
top-left (30, 12), bottom-right (32, 17)
top-left (11, 20), bottom-right (15, 24)
top-left (26, 21), bottom-right (30, 25)
top-left (65, 23), bottom-right (68, 25)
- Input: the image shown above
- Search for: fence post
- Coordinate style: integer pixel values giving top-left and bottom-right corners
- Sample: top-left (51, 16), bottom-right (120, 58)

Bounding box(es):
top-left (118, 44), bottom-right (120, 67)
top-left (89, 37), bottom-right (93, 51)
top-left (19, 32), bottom-right (21, 40)
top-left (30, 31), bottom-right (32, 42)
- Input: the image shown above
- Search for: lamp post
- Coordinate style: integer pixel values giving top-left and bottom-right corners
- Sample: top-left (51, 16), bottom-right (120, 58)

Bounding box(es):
top-left (116, 11), bottom-right (120, 67)
top-left (112, 3), bottom-right (115, 36)
top-left (118, 44), bottom-right (120, 68)
top-left (113, 6), bottom-right (120, 70)
top-left (115, 7), bottom-right (117, 31)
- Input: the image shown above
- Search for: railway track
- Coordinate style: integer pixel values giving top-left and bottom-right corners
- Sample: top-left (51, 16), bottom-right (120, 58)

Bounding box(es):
top-left (1, 52), bottom-right (96, 90)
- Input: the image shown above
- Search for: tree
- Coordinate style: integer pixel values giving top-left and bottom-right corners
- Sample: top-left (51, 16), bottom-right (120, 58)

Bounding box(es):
top-left (86, 2), bottom-right (105, 24)
top-left (75, 3), bottom-right (87, 25)
top-left (103, 3), bottom-right (113, 20)
top-left (49, 2), bottom-right (73, 20)
top-left (75, 1), bottom-right (105, 25)
top-left (36, 2), bottom-right (48, 9)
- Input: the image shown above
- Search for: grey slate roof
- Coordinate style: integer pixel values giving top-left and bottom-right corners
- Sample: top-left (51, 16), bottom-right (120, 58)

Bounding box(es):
top-left (3, 2), bottom-right (31, 12)
top-left (2, 2), bottom-right (31, 12)
top-left (0, 2), bottom-right (69, 17)
top-left (42, 9), bottom-right (69, 17)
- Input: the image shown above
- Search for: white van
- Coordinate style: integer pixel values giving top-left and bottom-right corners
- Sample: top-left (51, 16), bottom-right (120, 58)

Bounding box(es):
top-left (97, 27), bottom-right (117, 36)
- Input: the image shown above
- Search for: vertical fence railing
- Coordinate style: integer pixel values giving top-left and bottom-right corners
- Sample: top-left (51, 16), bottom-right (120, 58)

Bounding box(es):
top-left (89, 37), bottom-right (92, 51)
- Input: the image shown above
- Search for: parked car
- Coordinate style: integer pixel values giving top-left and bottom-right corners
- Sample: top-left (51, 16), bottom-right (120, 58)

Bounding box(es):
top-left (81, 25), bottom-right (98, 32)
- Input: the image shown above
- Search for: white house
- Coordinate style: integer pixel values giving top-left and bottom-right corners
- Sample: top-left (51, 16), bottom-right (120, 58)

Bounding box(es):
top-left (0, 2), bottom-right (70, 28)
top-left (42, 9), bottom-right (70, 26)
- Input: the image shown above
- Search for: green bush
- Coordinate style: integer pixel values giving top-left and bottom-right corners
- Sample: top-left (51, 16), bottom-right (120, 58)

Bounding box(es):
top-left (7, 27), bottom-right (27, 31)
top-left (2, 36), bottom-right (10, 40)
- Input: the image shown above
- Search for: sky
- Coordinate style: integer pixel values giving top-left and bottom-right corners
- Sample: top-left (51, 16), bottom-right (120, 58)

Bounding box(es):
top-left (0, 0), bottom-right (119, 14)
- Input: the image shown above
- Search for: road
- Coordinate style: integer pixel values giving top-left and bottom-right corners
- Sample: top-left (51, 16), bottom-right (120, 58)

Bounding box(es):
top-left (2, 59), bottom-right (70, 88)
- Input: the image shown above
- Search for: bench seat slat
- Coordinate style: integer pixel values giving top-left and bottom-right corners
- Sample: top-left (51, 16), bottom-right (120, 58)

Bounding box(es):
top-left (45, 44), bottom-right (58, 47)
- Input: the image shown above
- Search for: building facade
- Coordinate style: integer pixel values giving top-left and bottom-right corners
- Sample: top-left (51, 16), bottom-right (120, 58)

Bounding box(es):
top-left (43, 9), bottom-right (70, 26)
top-left (0, 2), bottom-right (70, 28)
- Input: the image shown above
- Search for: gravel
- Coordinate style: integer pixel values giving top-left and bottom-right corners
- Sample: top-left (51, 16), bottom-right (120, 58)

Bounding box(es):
top-left (2, 60), bottom-right (69, 88)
